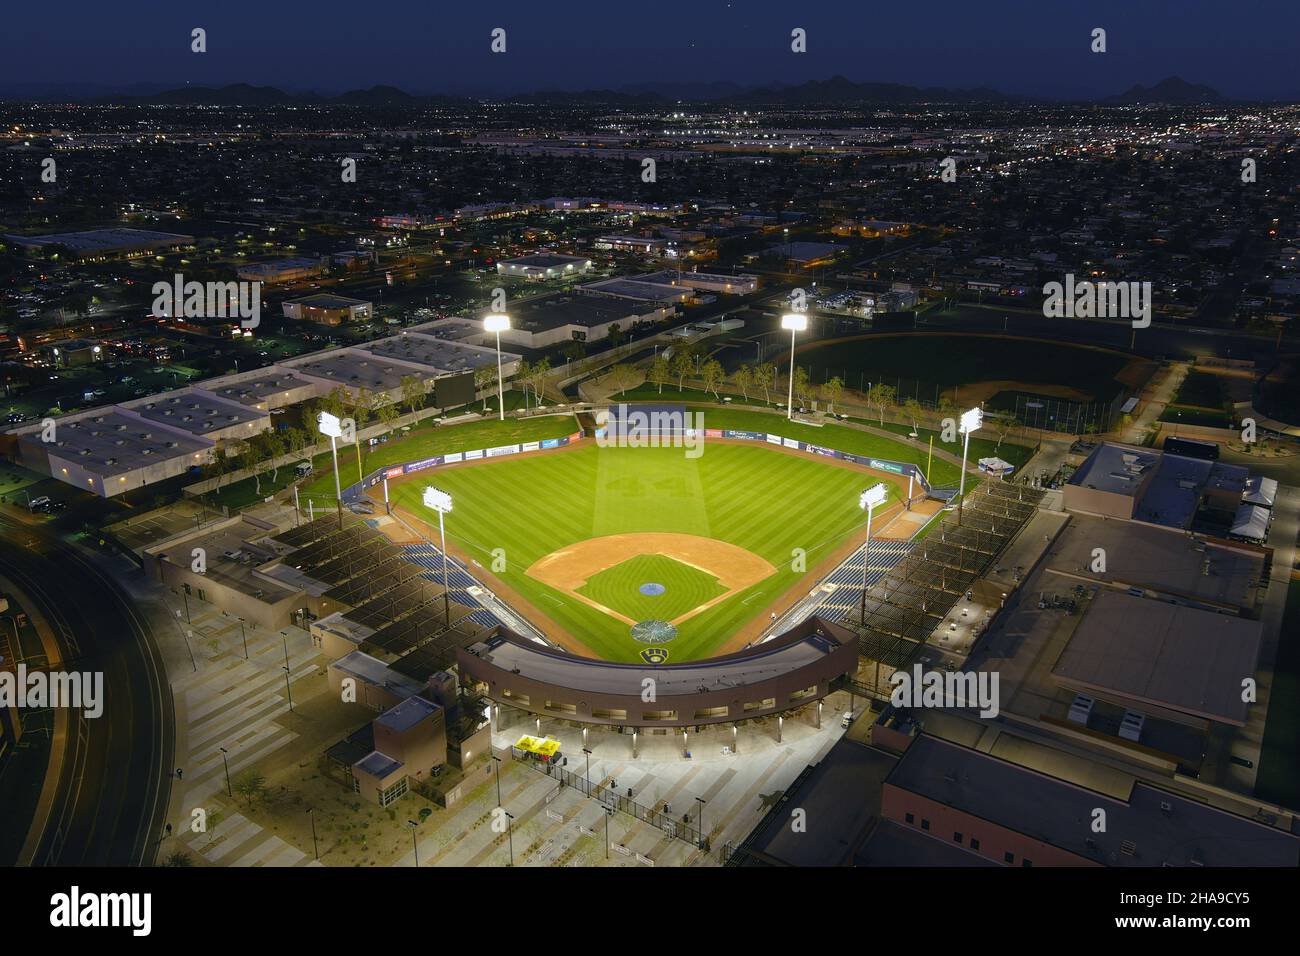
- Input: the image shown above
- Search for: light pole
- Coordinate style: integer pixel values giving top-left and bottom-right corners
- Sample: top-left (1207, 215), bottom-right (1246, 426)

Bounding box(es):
top-left (491, 754), bottom-right (502, 806)
top-left (781, 313), bottom-right (807, 420)
top-left (858, 483), bottom-right (888, 624)
top-left (281, 634), bottom-right (294, 713)
top-left (317, 411), bottom-right (344, 528)
top-left (308, 808), bottom-right (319, 860)
top-left (604, 805), bottom-right (614, 859)
top-left (407, 819), bottom-right (419, 867)
top-left (957, 407), bottom-right (982, 527)
top-left (218, 746), bottom-right (232, 797)
top-left (504, 810), bottom-right (515, 866)
top-left (582, 747), bottom-right (592, 797)
top-left (423, 486), bottom-right (454, 622)
top-left (484, 313), bottom-right (510, 421)
top-left (694, 795), bottom-right (707, 849)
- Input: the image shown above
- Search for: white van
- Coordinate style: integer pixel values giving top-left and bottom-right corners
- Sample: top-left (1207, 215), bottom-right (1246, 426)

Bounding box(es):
top-left (294, 461), bottom-right (313, 479)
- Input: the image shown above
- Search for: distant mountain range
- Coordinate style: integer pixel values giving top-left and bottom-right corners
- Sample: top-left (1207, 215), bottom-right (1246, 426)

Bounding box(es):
top-left (8, 75), bottom-right (1244, 107)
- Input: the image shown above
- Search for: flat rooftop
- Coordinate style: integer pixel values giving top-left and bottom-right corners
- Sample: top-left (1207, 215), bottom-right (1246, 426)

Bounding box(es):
top-left (283, 293), bottom-right (372, 309)
top-left (482, 293), bottom-right (660, 333)
top-left (465, 626), bottom-right (846, 698)
top-left (200, 370), bottom-right (317, 408)
top-left (580, 278), bottom-right (688, 302)
top-left (500, 253), bottom-right (590, 269)
top-left (1046, 514), bottom-right (1264, 611)
top-left (124, 389), bottom-right (267, 436)
top-left (25, 409), bottom-right (211, 477)
top-left (376, 695), bottom-right (439, 733)
top-left (1068, 442), bottom-right (1159, 498)
top-left (357, 332), bottom-right (516, 375)
top-left (331, 650), bottom-right (427, 700)
top-left (154, 526), bottom-right (299, 604)
top-left (2, 227), bottom-right (193, 253)
top-left (286, 348), bottom-right (426, 393)
top-left (887, 735), bottom-right (1298, 866)
top-left (1051, 590), bottom-right (1261, 725)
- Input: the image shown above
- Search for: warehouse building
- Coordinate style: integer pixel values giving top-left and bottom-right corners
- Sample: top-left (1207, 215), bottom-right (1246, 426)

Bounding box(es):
top-left (496, 253), bottom-right (592, 281)
top-left (2, 227), bottom-right (195, 262)
top-left (481, 293), bottom-right (674, 349)
top-left (282, 293), bottom-right (373, 326)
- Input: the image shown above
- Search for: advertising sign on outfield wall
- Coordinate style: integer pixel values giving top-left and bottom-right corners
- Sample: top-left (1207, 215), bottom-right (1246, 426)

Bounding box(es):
top-left (522, 441), bottom-right (540, 452)
top-left (464, 449), bottom-right (484, 460)
top-left (487, 444), bottom-right (519, 458)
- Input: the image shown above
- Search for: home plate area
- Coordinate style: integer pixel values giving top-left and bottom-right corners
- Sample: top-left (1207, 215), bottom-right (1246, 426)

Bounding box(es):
top-left (526, 533), bottom-right (776, 645)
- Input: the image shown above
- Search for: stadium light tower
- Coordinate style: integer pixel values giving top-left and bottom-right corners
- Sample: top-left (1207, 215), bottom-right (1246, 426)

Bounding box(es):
top-left (484, 313), bottom-right (510, 421)
top-left (317, 411), bottom-right (344, 528)
top-left (780, 313), bottom-right (807, 420)
top-left (423, 486), bottom-right (454, 620)
top-left (957, 406), bottom-right (983, 526)
top-left (858, 483), bottom-right (888, 623)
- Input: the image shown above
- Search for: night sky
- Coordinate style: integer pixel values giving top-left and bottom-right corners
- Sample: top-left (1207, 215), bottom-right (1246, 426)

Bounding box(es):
top-left (0, 0), bottom-right (1294, 100)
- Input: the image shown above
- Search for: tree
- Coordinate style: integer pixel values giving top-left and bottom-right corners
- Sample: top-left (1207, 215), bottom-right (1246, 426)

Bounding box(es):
top-left (527, 357), bottom-right (551, 406)
top-left (606, 363), bottom-right (637, 397)
top-left (701, 358), bottom-right (724, 401)
top-left (207, 443), bottom-right (231, 489)
top-left (994, 415), bottom-right (1019, 450)
top-left (375, 393), bottom-right (400, 435)
top-left (821, 376), bottom-right (844, 414)
top-left (648, 355), bottom-right (671, 395)
top-left (233, 770), bottom-right (268, 810)
top-left (754, 363), bottom-right (775, 405)
top-left (868, 383), bottom-right (897, 426)
top-left (562, 340), bottom-right (586, 363)
top-left (671, 348), bottom-right (695, 392)
top-left (400, 374), bottom-right (427, 415)
top-left (731, 364), bottom-right (754, 402)
top-left (902, 398), bottom-right (924, 435)
top-left (162, 851), bottom-right (193, 867)
top-left (474, 365), bottom-right (497, 414)
top-left (606, 322), bottom-right (625, 347)
top-left (792, 367), bottom-right (811, 408)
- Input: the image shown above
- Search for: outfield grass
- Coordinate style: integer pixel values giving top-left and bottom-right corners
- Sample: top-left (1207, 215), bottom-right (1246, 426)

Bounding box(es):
top-left (391, 441), bottom-right (887, 662)
top-left (298, 414), bottom-right (579, 506)
top-left (694, 407), bottom-right (965, 486)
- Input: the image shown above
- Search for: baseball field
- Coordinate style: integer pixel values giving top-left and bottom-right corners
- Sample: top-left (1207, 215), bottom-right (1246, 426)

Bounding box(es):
top-left (389, 439), bottom-right (901, 663)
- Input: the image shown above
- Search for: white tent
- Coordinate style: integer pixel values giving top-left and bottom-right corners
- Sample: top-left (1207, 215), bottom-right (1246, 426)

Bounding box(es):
top-left (1229, 503), bottom-right (1271, 542)
top-left (978, 456), bottom-right (1015, 477)
top-left (1243, 475), bottom-right (1278, 508)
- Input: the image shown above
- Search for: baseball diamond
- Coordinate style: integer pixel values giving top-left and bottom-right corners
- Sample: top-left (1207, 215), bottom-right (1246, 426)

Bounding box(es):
top-left (389, 436), bottom-right (908, 662)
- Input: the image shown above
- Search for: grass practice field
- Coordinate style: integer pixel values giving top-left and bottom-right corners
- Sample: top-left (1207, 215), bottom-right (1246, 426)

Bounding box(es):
top-left (391, 440), bottom-right (894, 662)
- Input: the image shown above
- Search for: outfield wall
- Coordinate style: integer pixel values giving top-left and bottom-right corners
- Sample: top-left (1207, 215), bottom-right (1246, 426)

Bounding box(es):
top-left (340, 430), bottom-right (585, 502)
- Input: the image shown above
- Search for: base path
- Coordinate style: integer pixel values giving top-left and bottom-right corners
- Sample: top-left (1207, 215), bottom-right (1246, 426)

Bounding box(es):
top-left (528, 532), bottom-right (776, 627)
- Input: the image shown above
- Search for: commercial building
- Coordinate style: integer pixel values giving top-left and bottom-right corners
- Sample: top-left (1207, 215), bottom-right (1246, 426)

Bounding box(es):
top-left (496, 253), bottom-right (592, 281)
top-left (2, 227), bottom-right (194, 262)
top-left (282, 293), bottom-right (373, 326)
top-left (480, 293), bottom-right (674, 349)
top-left (639, 270), bottom-right (759, 295)
top-left (578, 277), bottom-right (690, 305)
top-left (880, 735), bottom-right (1298, 866)
top-left (236, 257), bottom-right (325, 284)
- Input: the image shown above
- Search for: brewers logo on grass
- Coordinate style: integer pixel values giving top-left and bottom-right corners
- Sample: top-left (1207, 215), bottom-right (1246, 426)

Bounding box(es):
top-left (640, 647), bottom-right (670, 664)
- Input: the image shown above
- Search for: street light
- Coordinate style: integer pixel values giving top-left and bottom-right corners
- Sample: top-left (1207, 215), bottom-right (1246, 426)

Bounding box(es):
top-left (491, 754), bottom-right (503, 806)
top-left (317, 410), bottom-right (344, 528)
top-left (406, 819), bottom-right (420, 867)
top-left (582, 747), bottom-right (593, 796)
top-left (694, 795), bottom-right (707, 849)
top-left (484, 313), bottom-right (510, 421)
top-left (858, 483), bottom-right (888, 623)
top-left (504, 810), bottom-right (515, 867)
top-left (780, 313), bottom-right (807, 420)
top-left (957, 406), bottom-right (982, 526)
top-left (423, 486), bottom-right (454, 622)
top-left (218, 746), bottom-right (232, 797)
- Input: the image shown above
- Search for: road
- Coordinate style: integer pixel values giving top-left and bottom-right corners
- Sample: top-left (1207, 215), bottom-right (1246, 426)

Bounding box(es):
top-left (0, 513), bottom-right (173, 866)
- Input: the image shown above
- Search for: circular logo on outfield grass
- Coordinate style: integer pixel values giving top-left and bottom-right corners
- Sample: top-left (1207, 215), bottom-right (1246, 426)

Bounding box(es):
top-left (639, 582), bottom-right (666, 596)
top-left (630, 620), bottom-right (677, 644)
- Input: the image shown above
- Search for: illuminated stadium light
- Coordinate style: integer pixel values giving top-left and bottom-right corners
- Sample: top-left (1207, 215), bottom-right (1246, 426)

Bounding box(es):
top-left (317, 411), bottom-right (345, 526)
top-left (957, 406), bottom-right (982, 525)
top-left (857, 483), bottom-right (888, 621)
top-left (423, 486), bottom-right (454, 620)
top-left (483, 313), bottom-right (511, 420)
top-left (316, 411), bottom-right (343, 438)
top-left (781, 313), bottom-right (807, 420)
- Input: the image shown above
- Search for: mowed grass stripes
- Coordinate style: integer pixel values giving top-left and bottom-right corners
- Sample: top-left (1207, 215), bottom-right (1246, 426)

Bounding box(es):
top-left (392, 442), bottom-right (886, 662)
top-left (578, 555), bottom-right (726, 623)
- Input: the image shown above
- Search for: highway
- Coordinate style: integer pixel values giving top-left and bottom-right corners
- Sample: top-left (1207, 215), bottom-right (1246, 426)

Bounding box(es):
top-left (0, 513), bottom-right (173, 866)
